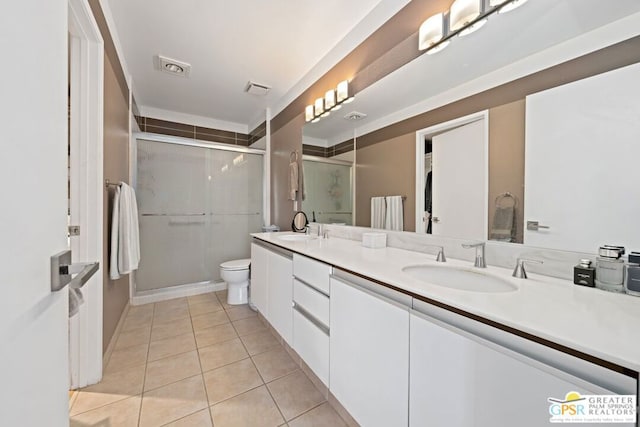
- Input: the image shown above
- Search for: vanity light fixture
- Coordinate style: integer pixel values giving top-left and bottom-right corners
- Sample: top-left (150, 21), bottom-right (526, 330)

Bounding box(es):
top-left (449, 0), bottom-right (482, 32)
top-left (325, 89), bottom-right (336, 110)
top-left (314, 98), bottom-right (325, 117)
top-left (417, 0), bottom-right (528, 54)
top-left (305, 80), bottom-right (354, 123)
top-left (305, 105), bottom-right (314, 122)
top-left (419, 13), bottom-right (446, 51)
top-left (490, 0), bottom-right (528, 13)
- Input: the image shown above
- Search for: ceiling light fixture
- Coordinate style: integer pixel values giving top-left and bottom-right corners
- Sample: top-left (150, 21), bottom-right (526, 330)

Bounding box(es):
top-left (305, 80), bottom-right (354, 123)
top-left (417, 0), bottom-right (528, 54)
top-left (156, 55), bottom-right (191, 77)
top-left (245, 81), bottom-right (271, 96)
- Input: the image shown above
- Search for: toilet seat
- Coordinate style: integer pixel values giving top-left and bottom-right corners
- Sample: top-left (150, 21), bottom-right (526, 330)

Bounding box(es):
top-left (220, 258), bottom-right (251, 271)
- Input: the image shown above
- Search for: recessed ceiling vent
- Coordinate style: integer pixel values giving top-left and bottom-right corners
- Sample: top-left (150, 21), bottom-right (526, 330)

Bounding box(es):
top-left (245, 81), bottom-right (271, 96)
top-left (156, 55), bottom-right (191, 77)
top-left (344, 111), bottom-right (367, 121)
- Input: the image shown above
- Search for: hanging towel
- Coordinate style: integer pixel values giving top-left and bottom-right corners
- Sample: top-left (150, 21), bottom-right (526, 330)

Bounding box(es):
top-left (384, 196), bottom-right (404, 231)
top-left (371, 197), bottom-right (386, 229)
top-left (68, 288), bottom-right (84, 318)
top-left (490, 205), bottom-right (515, 242)
top-left (288, 160), bottom-right (298, 201)
top-left (299, 157), bottom-right (305, 201)
top-left (110, 182), bottom-right (141, 280)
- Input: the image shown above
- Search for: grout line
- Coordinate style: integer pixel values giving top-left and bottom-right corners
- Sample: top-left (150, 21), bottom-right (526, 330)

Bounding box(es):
top-left (286, 400), bottom-right (328, 424)
top-left (136, 301), bottom-right (155, 427)
top-left (190, 297), bottom-right (217, 427)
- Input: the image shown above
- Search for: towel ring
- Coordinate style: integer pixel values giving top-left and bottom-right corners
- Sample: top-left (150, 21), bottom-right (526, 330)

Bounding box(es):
top-left (290, 151), bottom-right (298, 163)
top-left (495, 192), bottom-right (517, 208)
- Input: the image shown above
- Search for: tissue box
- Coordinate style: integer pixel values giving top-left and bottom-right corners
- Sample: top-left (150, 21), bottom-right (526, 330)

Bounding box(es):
top-left (362, 232), bottom-right (387, 249)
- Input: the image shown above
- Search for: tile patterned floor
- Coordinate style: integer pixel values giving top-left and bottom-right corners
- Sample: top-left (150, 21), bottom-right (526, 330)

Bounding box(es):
top-left (69, 290), bottom-right (347, 427)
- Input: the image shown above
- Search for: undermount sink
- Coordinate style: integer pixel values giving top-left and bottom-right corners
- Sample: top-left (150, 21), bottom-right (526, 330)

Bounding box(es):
top-left (277, 234), bottom-right (317, 242)
top-left (402, 264), bottom-right (518, 293)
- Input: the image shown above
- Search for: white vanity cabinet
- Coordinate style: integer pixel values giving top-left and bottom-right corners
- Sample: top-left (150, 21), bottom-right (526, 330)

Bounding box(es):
top-left (410, 301), bottom-right (637, 427)
top-left (330, 270), bottom-right (411, 427)
top-left (292, 254), bottom-right (332, 387)
top-left (250, 241), bottom-right (293, 345)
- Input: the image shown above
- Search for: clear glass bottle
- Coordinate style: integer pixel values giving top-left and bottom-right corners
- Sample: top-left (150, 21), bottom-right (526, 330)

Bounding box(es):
top-left (595, 245), bottom-right (625, 293)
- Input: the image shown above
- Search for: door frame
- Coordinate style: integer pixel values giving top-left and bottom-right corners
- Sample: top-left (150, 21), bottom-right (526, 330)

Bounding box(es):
top-left (68, 0), bottom-right (104, 389)
top-left (414, 111), bottom-right (489, 235)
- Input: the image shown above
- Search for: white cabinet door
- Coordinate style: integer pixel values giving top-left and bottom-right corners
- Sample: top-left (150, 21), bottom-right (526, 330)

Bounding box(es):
top-left (267, 251), bottom-right (293, 345)
top-left (250, 243), bottom-right (268, 314)
top-left (410, 311), bottom-right (635, 427)
top-left (330, 277), bottom-right (409, 427)
top-left (292, 309), bottom-right (329, 386)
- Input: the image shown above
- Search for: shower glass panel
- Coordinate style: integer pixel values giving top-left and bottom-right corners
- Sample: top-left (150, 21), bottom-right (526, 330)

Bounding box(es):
top-left (302, 159), bottom-right (353, 225)
top-left (135, 139), bottom-right (263, 292)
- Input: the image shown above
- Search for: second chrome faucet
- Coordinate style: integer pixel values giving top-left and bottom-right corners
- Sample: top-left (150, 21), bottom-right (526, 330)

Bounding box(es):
top-left (462, 242), bottom-right (486, 268)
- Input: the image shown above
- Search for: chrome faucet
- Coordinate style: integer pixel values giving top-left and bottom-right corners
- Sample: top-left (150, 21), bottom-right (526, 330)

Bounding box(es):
top-left (462, 242), bottom-right (486, 268)
top-left (424, 244), bottom-right (446, 262)
top-left (512, 257), bottom-right (543, 279)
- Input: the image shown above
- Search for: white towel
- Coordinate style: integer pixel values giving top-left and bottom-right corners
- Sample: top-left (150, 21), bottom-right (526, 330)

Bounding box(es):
top-left (68, 288), bottom-right (84, 318)
top-left (110, 182), bottom-right (141, 280)
top-left (288, 161), bottom-right (298, 201)
top-left (384, 196), bottom-right (404, 231)
top-left (371, 197), bottom-right (386, 229)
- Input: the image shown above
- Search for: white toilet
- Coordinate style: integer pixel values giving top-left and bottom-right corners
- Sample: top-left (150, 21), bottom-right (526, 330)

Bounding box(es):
top-left (220, 259), bottom-right (251, 305)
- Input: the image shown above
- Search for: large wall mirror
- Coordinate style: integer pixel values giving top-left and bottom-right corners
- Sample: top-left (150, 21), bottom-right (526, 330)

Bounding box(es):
top-left (302, 0), bottom-right (640, 253)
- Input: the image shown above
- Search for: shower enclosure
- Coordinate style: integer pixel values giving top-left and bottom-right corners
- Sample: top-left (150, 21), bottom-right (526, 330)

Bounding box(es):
top-left (134, 137), bottom-right (263, 294)
top-left (302, 157), bottom-right (353, 225)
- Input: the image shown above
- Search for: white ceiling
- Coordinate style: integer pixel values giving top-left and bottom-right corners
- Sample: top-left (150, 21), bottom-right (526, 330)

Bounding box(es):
top-left (303, 0), bottom-right (640, 144)
top-left (105, 0), bottom-right (401, 130)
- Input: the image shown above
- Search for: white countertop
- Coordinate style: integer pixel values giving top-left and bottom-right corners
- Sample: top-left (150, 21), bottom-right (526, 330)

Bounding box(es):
top-left (252, 232), bottom-right (640, 372)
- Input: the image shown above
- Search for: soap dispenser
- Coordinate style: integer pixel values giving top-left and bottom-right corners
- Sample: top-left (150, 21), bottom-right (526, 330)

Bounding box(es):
top-left (595, 245), bottom-right (625, 293)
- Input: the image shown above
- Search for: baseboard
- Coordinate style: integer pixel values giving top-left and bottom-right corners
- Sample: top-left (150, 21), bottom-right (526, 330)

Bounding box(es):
top-left (102, 302), bottom-right (130, 369)
top-left (131, 280), bottom-right (227, 306)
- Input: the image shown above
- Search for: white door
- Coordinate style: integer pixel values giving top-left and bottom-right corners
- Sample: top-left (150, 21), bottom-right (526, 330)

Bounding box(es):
top-left (524, 62), bottom-right (640, 252)
top-left (431, 119), bottom-right (486, 239)
top-left (0, 1), bottom-right (71, 426)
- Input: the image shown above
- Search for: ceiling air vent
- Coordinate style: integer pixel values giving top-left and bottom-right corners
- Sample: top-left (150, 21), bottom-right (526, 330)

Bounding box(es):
top-left (245, 81), bottom-right (271, 96)
top-left (344, 111), bottom-right (367, 121)
top-left (156, 55), bottom-right (191, 77)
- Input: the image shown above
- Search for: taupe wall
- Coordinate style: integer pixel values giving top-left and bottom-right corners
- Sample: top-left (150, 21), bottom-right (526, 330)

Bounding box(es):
top-left (102, 53), bottom-right (130, 352)
top-left (355, 133), bottom-right (416, 231)
top-left (271, 115), bottom-right (305, 231)
top-left (488, 100), bottom-right (525, 243)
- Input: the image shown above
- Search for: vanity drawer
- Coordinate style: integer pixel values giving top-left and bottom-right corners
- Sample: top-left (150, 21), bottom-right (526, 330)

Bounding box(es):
top-left (293, 278), bottom-right (329, 327)
top-left (293, 254), bottom-right (331, 295)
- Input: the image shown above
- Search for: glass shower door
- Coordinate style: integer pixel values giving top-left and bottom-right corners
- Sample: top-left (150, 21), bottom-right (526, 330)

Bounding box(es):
top-left (135, 139), bottom-right (262, 292)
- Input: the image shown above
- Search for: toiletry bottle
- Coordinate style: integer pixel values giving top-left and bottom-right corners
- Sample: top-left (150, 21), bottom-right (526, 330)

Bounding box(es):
top-left (573, 259), bottom-right (595, 287)
top-left (624, 252), bottom-right (640, 296)
top-left (595, 245), bottom-right (625, 293)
